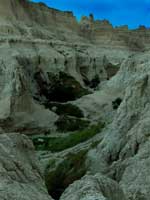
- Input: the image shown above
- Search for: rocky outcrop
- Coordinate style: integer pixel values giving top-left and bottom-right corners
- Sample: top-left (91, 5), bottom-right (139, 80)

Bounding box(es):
top-left (86, 52), bottom-right (150, 200)
top-left (0, 132), bottom-right (53, 200)
top-left (0, 16), bottom-right (124, 134)
top-left (2, 1), bottom-right (150, 200)
top-left (0, 0), bottom-right (78, 31)
top-left (60, 173), bottom-right (126, 200)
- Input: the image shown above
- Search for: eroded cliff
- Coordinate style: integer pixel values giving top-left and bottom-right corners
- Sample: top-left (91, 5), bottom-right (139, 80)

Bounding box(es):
top-left (1, 0), bottom-right (150, 200)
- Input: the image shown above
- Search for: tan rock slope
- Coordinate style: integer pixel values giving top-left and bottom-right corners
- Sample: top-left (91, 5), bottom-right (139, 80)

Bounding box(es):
top-left (0, 0), bottom-right (129, 134)
top-left (1, 0), bottom-right (150, 200)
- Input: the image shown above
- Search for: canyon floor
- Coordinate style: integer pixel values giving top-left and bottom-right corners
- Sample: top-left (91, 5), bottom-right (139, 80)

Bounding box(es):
top-left (1, 1), bottom-right (150, 200)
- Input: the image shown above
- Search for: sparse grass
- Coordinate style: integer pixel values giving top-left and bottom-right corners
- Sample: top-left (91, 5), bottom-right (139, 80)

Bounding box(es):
top-left (32, 122), bottom-right (105, 152)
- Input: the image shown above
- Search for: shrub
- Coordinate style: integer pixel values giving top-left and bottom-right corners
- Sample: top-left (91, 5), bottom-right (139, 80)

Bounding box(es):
top-left (55, 115), bottom-right (89, 132)
top-left (90, 140), bottom-right (100, 148)
top-left (46, 103), bottom-right (84, 118)
top-left (90, 74), bottom-right (100, 88)
top-left (83, 74), bottom-right (100, 89)
top-left (34, 71), bottom-right (90, 103)
top-left (112, 97), bottom-right (122, 110)
top-left (45, 150), bottom-right (88, 200)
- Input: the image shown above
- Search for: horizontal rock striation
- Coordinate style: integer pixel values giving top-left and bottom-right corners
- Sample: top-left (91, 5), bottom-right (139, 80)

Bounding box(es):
top-left (1, 1), bottom-right (150, 200)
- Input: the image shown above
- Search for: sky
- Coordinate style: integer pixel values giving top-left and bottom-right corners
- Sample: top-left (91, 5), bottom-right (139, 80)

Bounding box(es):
top-left (31, 0), bottom-right (150, 29)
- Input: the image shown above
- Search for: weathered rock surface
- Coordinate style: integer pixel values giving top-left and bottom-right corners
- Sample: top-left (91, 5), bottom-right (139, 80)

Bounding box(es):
top-left (86, 52), bottom-right (150, 200)
top-left (2, 0), bottom-right (150, 200)
top-left (0, 28), bottom-right (124, 133)
top-left (0, 132), bottom-right (53, 200)
top-left (60, 173), bottom-right (126, 200)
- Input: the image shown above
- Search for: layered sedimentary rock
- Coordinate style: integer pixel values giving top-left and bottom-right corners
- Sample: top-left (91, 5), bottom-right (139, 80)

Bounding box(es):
top-left (0, 133), bottom-right (53, 200)
top-left (0, 0), bottom-right (127, 134)
top-left (1, 0), bottom-right (150, 200)
top-left (86, 52), bottom-right (150, 200)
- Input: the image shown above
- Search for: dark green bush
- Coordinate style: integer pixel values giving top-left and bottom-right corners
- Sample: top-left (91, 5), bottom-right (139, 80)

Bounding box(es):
top-left (34, 71), bottom-right (90, 103)
top-left (55, 115), bottom-right (89, 132)
top-left (112, 97), bottom-right (122, 110)
top-left (90, 75), bottom-right (100, 88)
top-left (45, 150), bottom-right (88, 200)
top-left (83, 74), bottom-right (100, 89)
top-left (46, 103), bottom-right (84, 118)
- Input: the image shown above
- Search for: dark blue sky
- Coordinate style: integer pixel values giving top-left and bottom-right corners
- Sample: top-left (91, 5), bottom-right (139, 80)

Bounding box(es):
top-left (31, 0), bottom-right (150, 29)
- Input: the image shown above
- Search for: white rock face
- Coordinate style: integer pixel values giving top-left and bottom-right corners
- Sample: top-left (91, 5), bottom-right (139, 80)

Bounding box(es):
top-left (2, 1), bottom-right (150, 200)
top-left (0, 132), bottom-right (53, 200)
top-left (60, 173), bottom-right (126, 200)
top-left (86, 52), bottom-right (150, 200)
top-left (0, 45), bottom-right (59, 133)
top-left (0, 1), bottom-right (136, 136)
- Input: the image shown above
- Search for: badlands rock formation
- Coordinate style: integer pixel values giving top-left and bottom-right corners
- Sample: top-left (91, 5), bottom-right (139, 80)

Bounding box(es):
top-left (60, 174), bottom-right (127, 200)
top-left (1, 0), bottom-right (150, 200)
top-left (87, 52), bottom-right (150, 200)
top-left (0, 132), bottom-right (52, 200)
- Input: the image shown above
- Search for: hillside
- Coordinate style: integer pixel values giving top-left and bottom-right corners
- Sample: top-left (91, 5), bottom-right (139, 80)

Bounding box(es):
top-left (0, 0), bottom-right (150, 200)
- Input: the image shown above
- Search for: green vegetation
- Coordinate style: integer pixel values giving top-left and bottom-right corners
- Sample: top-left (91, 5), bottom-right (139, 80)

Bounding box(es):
top-left (45, 150), bottom-right (88, 200)
top-left (55, 72), bottom-right (90, 101)
top-left (84, 74), bottom-right (100, 89)
top-left (55, 115), bottom-right (89, 132)
top-left (112, 97), bottom-right (122, 110)
top-left (90, 140), bottom-right (100, 148)
top-left (90, 74), bottom-right (100, 88)
top-left (32, 122), bottom-right (105, 152)
top-left (34, 71), bottom-right (90, 103)
top-left (46, 103), bottom-right (84, 118)
top-left (47, 159), bottom-right (57, 169)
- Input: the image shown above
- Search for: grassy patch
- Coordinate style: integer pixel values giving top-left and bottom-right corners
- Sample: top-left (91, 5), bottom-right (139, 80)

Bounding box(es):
top-left (45, 150), bottom-right (88, 200)
top-left (32, 122), bottom-right (105, 152)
